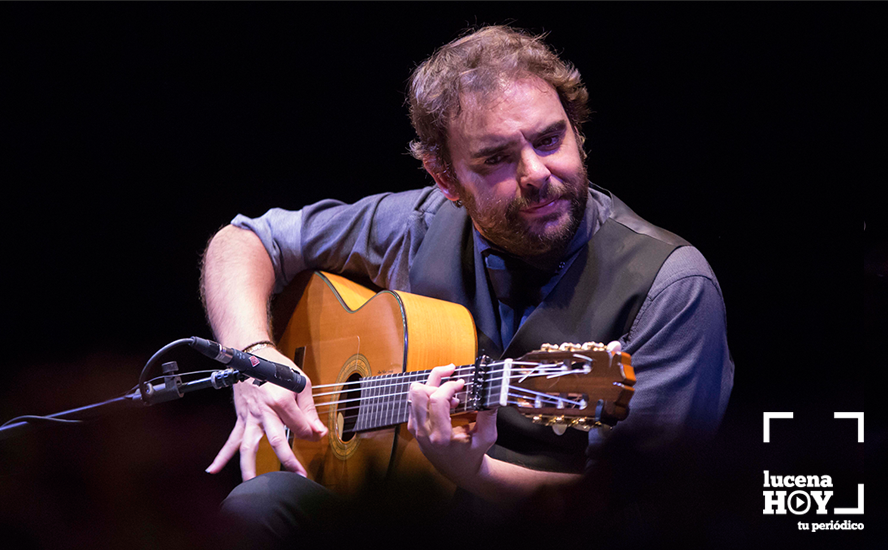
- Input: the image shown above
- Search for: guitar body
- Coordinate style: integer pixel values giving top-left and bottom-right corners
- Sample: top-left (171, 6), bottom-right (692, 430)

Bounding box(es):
top-left (256, 271), bottom-right (478, 493)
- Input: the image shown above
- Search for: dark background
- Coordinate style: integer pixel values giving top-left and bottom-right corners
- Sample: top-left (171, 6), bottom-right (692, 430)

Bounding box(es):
top-left (0, 3), bottom-right (880, 549)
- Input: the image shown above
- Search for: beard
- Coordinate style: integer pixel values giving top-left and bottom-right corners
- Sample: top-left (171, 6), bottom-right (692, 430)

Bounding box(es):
top-left (458, 164), bottom-right (589, 259)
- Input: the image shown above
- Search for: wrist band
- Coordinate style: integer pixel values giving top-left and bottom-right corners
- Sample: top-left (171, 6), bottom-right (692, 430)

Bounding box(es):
top-left (242, 340), bottom-right (276, 354)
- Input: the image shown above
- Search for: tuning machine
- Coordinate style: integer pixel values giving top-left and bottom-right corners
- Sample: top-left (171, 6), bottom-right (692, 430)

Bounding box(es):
top-left (529, 414), bottom-right (600, 434)
top-left (539, 341), bottom-right (607, 353)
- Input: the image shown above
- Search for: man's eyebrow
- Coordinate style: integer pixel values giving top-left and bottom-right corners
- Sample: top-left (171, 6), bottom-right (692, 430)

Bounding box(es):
top-left (469, 120), bottom-right (568, 159)
top-left (537, 120), bottom-right (568, 137)
top-left (470, 141), bottom-right (514, 160)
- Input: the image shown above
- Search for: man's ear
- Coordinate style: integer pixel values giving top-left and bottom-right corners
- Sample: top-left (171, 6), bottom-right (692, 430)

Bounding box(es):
top-left (423, 156), bottom-right (460, 203)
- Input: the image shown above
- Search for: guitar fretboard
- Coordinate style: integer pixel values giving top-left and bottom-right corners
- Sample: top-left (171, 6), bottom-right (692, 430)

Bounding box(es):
top-left (350, 363), bottom-right (500, 433)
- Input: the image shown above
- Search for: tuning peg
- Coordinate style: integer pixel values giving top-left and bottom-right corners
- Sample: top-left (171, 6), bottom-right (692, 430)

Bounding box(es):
top-left (529, 414), bottom-right (599, 433)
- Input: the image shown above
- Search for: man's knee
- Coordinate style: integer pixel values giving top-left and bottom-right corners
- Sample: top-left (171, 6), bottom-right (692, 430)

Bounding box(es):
top-left (219, 471), bottom-right (337, 548)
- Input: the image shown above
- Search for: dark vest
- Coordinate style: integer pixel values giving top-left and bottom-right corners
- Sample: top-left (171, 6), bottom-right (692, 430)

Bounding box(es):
top-left (409, 186), bottom-right (688, 472)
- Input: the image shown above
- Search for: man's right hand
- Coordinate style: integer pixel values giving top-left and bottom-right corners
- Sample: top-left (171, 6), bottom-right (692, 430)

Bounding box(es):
top-left (205, 346), bottom-right (328, 481)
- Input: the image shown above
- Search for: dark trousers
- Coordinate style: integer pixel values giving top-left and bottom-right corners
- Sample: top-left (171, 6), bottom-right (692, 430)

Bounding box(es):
top-left (219, 472), bottom-right (340, 548)
top-left (218, 470), bottom-right (470, 549)
top-left (216, 457), bottom-right (657, 549)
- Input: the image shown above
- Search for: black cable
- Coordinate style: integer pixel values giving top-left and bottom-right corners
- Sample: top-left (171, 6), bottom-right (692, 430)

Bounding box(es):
top-left (0, 370), bottom-right (212, 429)
top-left (0, 338), bottom-right (241, 440)
top-left (1, 415), bottom-right (84, 428)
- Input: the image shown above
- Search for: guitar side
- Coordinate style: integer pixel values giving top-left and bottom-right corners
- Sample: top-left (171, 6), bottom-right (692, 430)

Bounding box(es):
top-left (255, 272), bottom-right (477, 494)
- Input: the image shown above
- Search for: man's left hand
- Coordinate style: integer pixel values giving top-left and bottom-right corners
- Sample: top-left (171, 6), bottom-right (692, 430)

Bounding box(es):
top-left (406, 364), bottom-right (498, 488)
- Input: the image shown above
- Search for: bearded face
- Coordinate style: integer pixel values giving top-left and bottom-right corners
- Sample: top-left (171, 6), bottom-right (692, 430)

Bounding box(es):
top-left (431, 77), bottom-right (589, 258)
top-left (457, 160), bottom-right (588, 257)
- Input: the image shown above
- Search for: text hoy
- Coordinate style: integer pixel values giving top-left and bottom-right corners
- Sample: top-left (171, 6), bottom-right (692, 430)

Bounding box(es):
top-left (763, 471), bottom-right (864, 515)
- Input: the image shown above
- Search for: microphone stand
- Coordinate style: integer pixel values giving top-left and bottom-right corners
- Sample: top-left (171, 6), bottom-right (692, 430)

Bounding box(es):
top-left (0, 360), bottom-right (244, 442)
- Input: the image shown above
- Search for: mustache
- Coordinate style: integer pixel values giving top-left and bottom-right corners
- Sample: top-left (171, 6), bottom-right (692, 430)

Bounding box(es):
top-left (506, 180), bottom-right (572, 212)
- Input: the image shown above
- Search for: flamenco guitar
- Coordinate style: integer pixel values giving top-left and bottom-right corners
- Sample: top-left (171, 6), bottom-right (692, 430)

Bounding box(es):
top-left (254, 271), bottom-right (636, 493)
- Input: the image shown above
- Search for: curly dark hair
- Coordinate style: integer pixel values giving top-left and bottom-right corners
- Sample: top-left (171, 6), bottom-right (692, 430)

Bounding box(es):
top-left (407, 25), bottom-right (590, 172)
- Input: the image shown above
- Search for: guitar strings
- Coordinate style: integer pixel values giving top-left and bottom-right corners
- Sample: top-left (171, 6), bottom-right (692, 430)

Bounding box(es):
top-left (310, 364), bottom-right (583, 405)
top-left (311, 370), bottom-right (565, 408)
top-left (311, 381), bottom-right (477, 415)
top-left (308, 359), bottom-right (561, 392)
top-left (311, 389), bottom-right (584, 432)
top-left (294, 357), bottom-right (593, 430)
top-left (310, 386), bottom-right (586, 435)
top-left (312, 367), bottom-right (576, 404)
top-left (310, 367), bottom-right (588, 417)
top-left (309, 361), bottom-right (576, 394)
top-left (314, 387), bottom-right (584, 418)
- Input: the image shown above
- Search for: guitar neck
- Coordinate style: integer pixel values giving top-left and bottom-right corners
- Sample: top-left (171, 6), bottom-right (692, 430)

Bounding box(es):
top-left (347, 362), bottom-right (493, 433)
top-left (316, 346), bottom-right (634, 437)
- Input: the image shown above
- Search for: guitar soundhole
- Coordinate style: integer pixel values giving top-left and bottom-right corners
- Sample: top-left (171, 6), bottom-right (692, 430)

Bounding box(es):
top-left (337, 372), bottom-right (362, 443)
top-left (328, 353), bottom-right (370, 460)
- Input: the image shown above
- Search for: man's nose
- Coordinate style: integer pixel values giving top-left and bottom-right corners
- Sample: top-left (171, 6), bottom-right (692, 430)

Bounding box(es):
top-left (517, 147), bottom-right (551, 192)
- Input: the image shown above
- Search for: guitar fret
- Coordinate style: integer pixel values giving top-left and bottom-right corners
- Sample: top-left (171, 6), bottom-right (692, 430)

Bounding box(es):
top-left (372, 375), bottom-right (380, 428)
top-left (374, 376), bottom-right (383, 428)
top-left (354, 378), bottom-right (366, 432)
top-left (366, 376), bottom-right (375, 431)
top-left (384, 373), bottom-right (395, 427)
top-left (380, 374), bottom-right (389, 428)
top-left (366, 377), bottom-right (375, 432)
top-left (398, 375), bottom-right (410, 425)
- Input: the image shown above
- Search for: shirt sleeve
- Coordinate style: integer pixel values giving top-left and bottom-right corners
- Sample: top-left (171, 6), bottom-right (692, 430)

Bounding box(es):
top-left (588, 245), bottom-right (734, 455)
top-left (231, 187), bottom-right (447, 294)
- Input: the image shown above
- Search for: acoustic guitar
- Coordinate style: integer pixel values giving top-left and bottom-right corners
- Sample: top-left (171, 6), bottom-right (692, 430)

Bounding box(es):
top-left (255, 271), bottom-right (636, 493)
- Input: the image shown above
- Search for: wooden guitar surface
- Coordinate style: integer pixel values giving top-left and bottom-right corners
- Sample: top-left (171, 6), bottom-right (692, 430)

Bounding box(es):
top-left (255, 271), bottom-right (478, 493)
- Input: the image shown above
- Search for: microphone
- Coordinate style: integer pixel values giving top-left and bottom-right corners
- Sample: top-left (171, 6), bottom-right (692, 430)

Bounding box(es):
top-left (189, 337), bottom-right (306, 393)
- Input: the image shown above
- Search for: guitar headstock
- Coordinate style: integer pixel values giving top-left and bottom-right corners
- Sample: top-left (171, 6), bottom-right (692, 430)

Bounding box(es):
top-left (503, 342), bottom-right (635, 431)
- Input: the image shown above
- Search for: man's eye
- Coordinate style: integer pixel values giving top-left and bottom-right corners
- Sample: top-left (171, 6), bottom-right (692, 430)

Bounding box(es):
top-left (484, 154), bottom-right (505, 165)
top-left (537, 135), bottom-right (561, 149)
